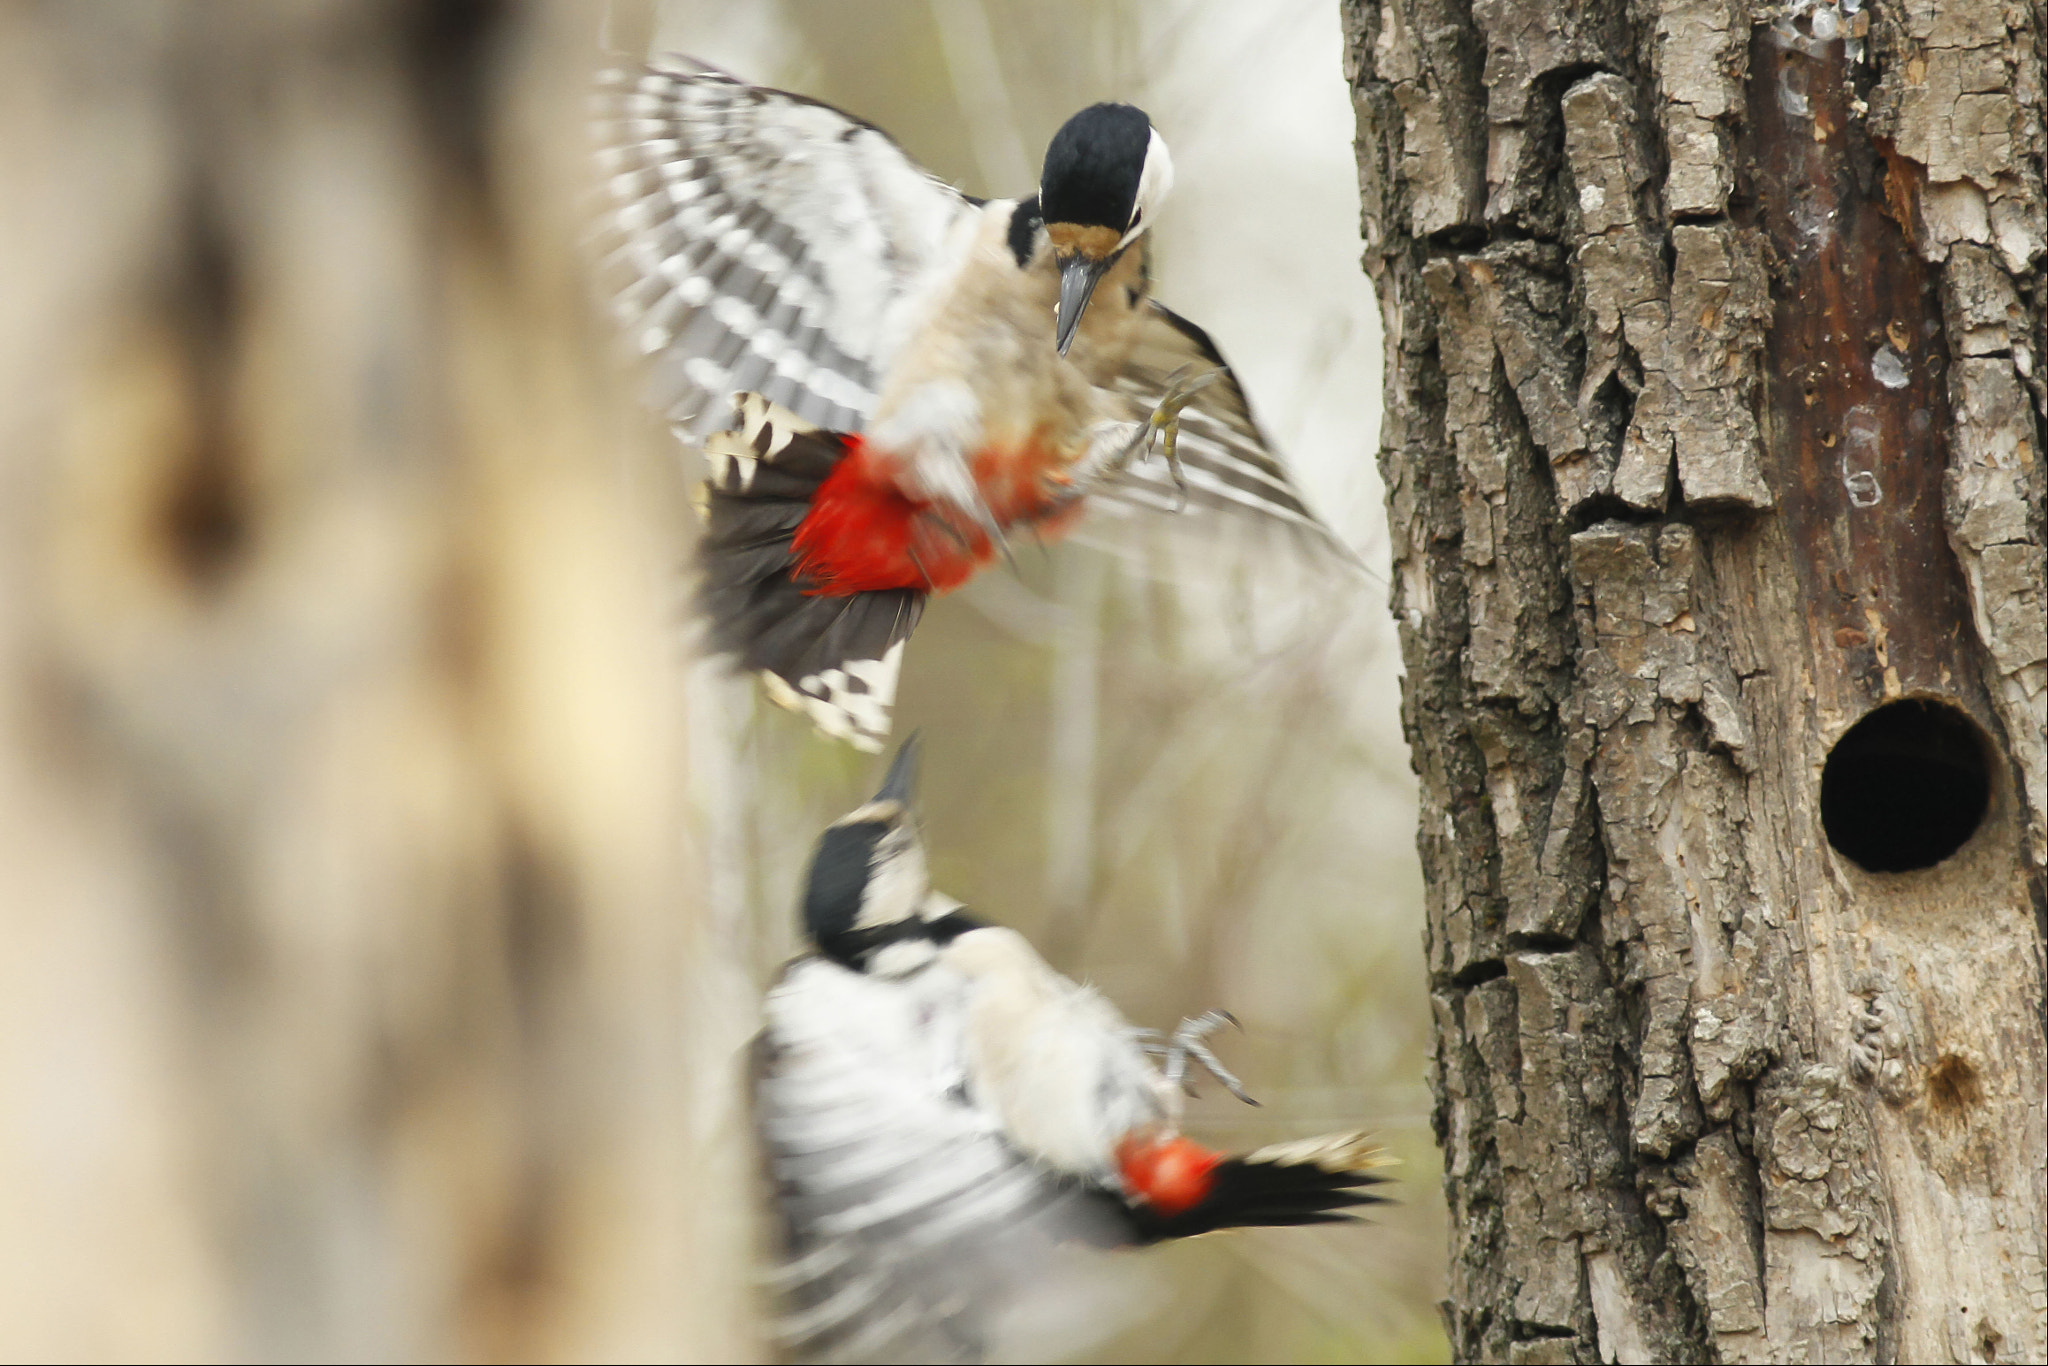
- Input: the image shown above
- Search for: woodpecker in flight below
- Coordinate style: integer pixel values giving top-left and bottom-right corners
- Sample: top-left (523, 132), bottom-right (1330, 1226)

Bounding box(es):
top-left (593, 59), bottom-right (1353, 750)
top-left (752, 740), bottom-right (1390, 1363)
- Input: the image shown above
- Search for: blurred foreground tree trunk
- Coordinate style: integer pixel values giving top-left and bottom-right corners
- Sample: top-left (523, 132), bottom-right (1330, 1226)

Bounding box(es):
top-left (1343, 0), bottom-right (2044, 1361)
top-left (0, 4), bottom-right (759, 1359)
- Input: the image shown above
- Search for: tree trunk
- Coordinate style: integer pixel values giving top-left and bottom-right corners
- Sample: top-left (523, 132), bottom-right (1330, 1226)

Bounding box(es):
top-left (1342, 0), bottom-right (2044, 1361)
top-left (0, 5), bottom-right (755, 1358)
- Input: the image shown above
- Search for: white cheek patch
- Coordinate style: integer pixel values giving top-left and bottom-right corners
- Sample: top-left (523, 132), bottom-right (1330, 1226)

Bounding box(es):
top-left (856, 823), bottom-right (930, 929)
top-left (1118, 127), bottom-right (1174, 250)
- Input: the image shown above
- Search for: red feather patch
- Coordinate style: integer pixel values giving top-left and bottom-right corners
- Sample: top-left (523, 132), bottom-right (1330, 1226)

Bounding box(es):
top-left (790, 437), bottom-right (989, 595)
top-left (1116, 1134), bottom-right (1222, 1217)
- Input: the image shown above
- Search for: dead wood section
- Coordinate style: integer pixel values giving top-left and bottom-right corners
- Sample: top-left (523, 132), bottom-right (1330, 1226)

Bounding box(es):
top-left (1344, 0), bottom-right (2043, 1361)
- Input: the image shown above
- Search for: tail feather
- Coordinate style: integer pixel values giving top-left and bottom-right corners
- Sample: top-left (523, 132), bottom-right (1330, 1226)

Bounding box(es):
top-left (701, 533), bottom-right (811, 598)
top-left (1122, 1130), bottom-right (1392, 1243)
top-left (698, 394), bottom-right (924, 752)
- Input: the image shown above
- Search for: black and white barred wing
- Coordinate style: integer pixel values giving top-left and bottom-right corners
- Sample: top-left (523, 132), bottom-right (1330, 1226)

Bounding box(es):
top-left (1095, 301), bottom-right (1358, 563)
top-left (592, 58), bottom-right (973, 439)
top-left (755, 959), bottom-right (1128, 1364)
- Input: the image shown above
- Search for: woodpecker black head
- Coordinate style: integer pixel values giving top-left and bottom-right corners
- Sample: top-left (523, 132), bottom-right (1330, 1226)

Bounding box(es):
top-left (1038, 102), bottom-right (1173, 355)
top-left (800, 737), bottom-right (971, 971)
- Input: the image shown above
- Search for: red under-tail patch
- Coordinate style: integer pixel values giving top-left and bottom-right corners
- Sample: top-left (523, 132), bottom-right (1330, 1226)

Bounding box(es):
top-left (790, 436), bottom-right (990, 595)
top-left (1116, 1134), bottom-right (1222, 1217)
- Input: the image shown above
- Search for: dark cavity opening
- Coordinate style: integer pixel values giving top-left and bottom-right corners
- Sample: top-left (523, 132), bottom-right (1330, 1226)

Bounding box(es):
top-left (1925, 1053), bottom-right (1983, 1114)
top-left (1821, 699), bottom-right (1990, 873)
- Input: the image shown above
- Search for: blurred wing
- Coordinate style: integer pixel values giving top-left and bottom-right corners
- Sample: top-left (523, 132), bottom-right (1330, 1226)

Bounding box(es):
top-left (755, 959), bottom-right (1129, 1364)
top-left (592, 58), bottom-right (974, 439)
top-left (700, 397), bottom-right (922, 753)
top-left (1095, 302), bottom-right (1357, 562)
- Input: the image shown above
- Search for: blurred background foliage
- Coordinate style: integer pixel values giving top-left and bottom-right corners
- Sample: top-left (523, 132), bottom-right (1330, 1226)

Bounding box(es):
top-left (0, 0), bottom-right (1441, 1360)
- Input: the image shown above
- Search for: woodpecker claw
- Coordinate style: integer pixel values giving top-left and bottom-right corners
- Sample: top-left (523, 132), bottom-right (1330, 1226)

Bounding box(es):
top-left (1160, 1009), bottom-right (1259, 1107)
top-left (1156, 425), bottom-right (1190, 512)
top-left (965, 495), bottom-right (1017, 575)
top-left (1056, 365), bottom-right (1223, 513)
top-left (1143, 364), bottom-right (1223, 512)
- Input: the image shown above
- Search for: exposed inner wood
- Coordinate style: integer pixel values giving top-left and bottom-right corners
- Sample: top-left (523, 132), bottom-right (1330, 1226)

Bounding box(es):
top-left (1748, 30), bottom-right (1977, 712)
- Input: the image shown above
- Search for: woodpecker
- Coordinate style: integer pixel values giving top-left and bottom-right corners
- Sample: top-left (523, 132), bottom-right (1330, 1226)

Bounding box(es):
top-left (593, 59), bottom-right (1350, 750)
top-left (753, 740), bottom-right (1389, 1362)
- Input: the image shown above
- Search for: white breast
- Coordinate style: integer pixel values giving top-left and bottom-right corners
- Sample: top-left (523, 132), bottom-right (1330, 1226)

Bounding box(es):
top-left (941, 927), bottom-right (1170, 1178)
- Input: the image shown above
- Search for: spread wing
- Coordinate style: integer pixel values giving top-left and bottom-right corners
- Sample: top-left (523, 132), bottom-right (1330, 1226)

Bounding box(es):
top-left (592, 60), bottom-right (1356, 562)
top-left (591, 58), bottom-right (974, 439)
top-left (1093, 302), bottom-right (1358, 561)
top-left (754, 958), bottom-right (1131, 1364)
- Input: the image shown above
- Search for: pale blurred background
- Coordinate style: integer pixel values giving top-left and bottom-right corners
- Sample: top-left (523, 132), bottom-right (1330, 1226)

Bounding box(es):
top-left (0, 1), bottom-right (1441, 1361)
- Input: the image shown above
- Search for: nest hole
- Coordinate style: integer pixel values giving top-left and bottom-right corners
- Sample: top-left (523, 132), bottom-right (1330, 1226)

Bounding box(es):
top-left (1925, 1053), bottom-right (1984, 1114)
top-left (1821, 699), bottom-right (1990, 873)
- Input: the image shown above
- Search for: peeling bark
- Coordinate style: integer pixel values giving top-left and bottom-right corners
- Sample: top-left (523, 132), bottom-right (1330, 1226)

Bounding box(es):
top-left (1345, 0), bottom-right (2045, 1360)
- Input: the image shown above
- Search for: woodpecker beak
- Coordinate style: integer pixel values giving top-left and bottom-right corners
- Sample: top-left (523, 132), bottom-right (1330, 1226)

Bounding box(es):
top-left (874, 733), bottom-right (920, 806)
top-left (1054, 252), bottom-right (1114, 356)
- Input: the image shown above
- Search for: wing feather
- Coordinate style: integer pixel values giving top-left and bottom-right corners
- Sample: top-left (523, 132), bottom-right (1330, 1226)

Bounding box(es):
top-left (597, 63), bottom-right (1352, 557)
top-left (755, 958), bottom-right (1129, 1363)
top-left (1097, 301), bottom-right (1357, 560)
top-left (593, 59), bottom-right (973, 438)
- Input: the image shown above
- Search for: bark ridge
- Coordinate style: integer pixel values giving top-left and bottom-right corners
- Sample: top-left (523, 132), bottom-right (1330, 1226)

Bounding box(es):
top-left (1345, 0), bottom-right (2045, 1360)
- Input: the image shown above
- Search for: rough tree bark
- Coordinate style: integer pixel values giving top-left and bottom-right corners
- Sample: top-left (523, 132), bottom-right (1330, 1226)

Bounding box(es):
top-left (1343, 0), bottom-right (2044, 1361)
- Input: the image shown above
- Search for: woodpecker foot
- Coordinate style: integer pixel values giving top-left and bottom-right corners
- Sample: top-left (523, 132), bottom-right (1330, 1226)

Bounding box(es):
top-left (1068, 364), bottom-right (1224, 510)
top-left (1140, 364), bottom-right (1223, 511)
top-left (1143, 1009), bottom-right (1259, 1106)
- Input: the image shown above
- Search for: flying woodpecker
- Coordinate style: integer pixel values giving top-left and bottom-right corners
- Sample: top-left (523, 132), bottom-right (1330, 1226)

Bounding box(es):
top-left (752, 740), bottom-right (1389, 1362)
top-left (593, 59), bottom-right (1351, 750)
